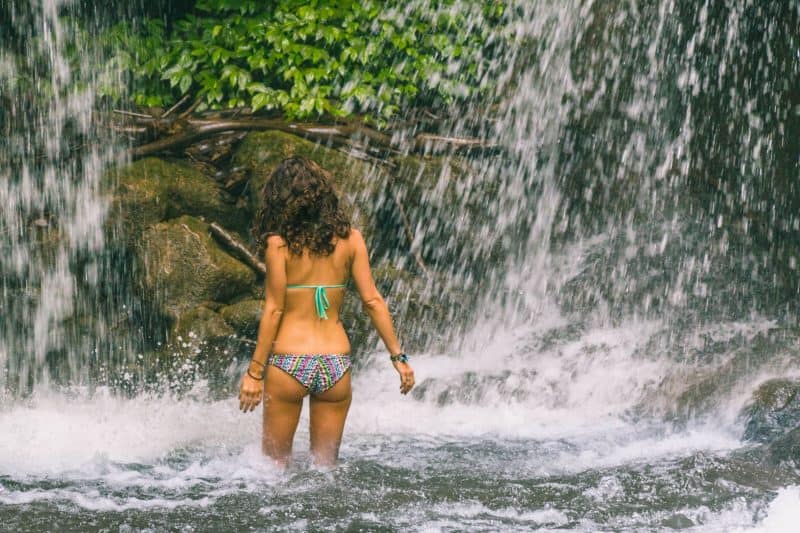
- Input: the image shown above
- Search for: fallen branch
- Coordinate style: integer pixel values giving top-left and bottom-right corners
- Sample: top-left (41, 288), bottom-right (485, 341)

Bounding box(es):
top-left (162, 94), bottom-right (191, 119)
top-left (129, 117), bottom-right (393, 158)
top-left (208, 222), bottom-right (266, 277)
top-left (100, 109), bottom-right (498, 159)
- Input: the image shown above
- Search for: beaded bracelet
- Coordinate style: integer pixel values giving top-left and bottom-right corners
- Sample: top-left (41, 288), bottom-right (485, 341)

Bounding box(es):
top-left (390, 353), bottom-right (409, 363)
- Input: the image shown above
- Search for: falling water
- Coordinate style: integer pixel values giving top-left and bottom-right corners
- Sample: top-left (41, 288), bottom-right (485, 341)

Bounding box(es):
top-left (1, 0), bottom-right (800, 530)
top-left (0, 1), bottom-right (133, 395)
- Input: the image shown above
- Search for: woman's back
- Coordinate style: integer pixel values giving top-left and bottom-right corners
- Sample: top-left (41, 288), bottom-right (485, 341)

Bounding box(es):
top-left (272, 234), bottom-right (353, 354)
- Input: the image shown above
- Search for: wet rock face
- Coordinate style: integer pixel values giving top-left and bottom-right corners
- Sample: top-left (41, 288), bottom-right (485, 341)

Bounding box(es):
top-left (219, 299), bottom-right (263, 338)
top-left (137, 215), bottom-right (257, 321)
top-left (109, 157), bottom-right (250, 243)
top-left (765, 427), bottom-right (800, 466)
top-left (741, 379), bottom-right (800, 443)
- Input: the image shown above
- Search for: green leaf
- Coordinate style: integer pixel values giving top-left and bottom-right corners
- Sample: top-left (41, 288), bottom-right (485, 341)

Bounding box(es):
top-left (299, 96), bottom-right (316, 114)
top-left (179, 73), bottom-right (193, 94)
top-left (97, 0), bottom-right (506, 122)
top-left (251, 92), bottom-right (270, 112)
top-left (246, 82), bottom-right (270, 94)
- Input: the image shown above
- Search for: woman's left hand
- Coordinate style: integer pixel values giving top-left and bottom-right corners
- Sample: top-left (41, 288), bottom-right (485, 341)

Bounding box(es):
top-left (239, 372), bottom-right (264, 412)
top-left (392, 361), bottom-right (415, 395)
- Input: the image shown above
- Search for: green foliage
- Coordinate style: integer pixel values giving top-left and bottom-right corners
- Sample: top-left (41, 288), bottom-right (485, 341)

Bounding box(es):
top-left (99, 0), bottom-right (506, 123)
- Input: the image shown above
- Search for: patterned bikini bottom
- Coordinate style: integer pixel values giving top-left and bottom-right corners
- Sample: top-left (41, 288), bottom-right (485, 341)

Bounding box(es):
top-left (268, 354), bottom-right (351, 395)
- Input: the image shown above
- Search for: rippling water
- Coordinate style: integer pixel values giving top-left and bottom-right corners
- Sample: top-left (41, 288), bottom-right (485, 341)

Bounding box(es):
top-left (2, 313), bottom-right (799, 531)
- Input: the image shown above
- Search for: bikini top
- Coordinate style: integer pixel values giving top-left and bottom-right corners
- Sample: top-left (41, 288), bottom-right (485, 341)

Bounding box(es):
top-left (286, 284), bottom-right (346, 320)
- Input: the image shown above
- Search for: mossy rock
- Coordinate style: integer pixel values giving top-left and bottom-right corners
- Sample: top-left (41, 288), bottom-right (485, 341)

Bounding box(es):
top-left (742, 379), bottom-right (800, 443)
top-left (108, 157), bottom-right (250, 245)
top-left (219, 299), bottom-right (263, 338)
top-left (172, 305), bottom-right (236, 346)
top-left (160, 305), bottom-right (247, 394)
top-left (231, 130), bottom-right (377, 234)
top-left (764, 427), bottom-right (800, 466)
top-left (137, 215), bottom-right (257, 320)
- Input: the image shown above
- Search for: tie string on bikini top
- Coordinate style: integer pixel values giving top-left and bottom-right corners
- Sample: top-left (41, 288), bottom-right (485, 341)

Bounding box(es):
top-left (286, 284), bottom-right (346, 319)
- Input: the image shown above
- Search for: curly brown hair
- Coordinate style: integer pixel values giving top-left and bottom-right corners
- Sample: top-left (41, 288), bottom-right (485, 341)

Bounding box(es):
top-left (251, 156), bottom-right (351, 256)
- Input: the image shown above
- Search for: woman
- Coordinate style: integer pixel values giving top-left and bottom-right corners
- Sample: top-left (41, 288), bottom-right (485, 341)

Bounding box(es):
top-left (238, 156), bottom-right (415, 467)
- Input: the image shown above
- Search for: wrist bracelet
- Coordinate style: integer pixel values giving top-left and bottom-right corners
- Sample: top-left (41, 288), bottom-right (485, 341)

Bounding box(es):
top-left (390, 353), bottom-right (409, 363)
top-left (250, 359), bottom-right (266, 367)
top-left (247, 368), bottom-right (265, 381)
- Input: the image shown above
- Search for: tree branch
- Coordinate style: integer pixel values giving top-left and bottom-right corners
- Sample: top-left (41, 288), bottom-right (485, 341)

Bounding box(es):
top-left (208, 222), bottom-right (266, 277)
top-left (99, 110), bottom-right (498, 159)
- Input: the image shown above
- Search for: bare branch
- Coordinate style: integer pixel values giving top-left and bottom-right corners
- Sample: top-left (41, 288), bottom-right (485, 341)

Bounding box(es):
top-left (113, 109), bottom-right (153, 119)
top-left (162, 94), bottom-right (191, 118)
top-left (208, 222), bottom-right (266, 277)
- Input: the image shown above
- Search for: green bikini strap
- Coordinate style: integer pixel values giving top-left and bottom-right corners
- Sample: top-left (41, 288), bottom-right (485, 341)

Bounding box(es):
top-left (286, 284), bottom-right (346, 320)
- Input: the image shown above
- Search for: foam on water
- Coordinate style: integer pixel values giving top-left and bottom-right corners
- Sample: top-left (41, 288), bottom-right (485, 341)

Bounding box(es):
top-left (0, 344), bottom-right (743, 504)
top-left (750, 486), bottom-right (800, 533)
top-left (0, 388), bottom-right (254, 476)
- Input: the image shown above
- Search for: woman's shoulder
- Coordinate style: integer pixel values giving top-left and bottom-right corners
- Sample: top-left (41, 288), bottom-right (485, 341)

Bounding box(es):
top-left (348, 228), bottom-right (364, 242)
top-left (335, 228), bottom-right (365, 258)
top-left (341, 228), bottom-right (366, 249)
top-left (265, 234), bottom-right (288, 249)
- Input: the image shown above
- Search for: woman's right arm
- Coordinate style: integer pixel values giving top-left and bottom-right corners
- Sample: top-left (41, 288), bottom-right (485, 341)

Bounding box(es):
top-left (349, 229), bottom-right (415, 394)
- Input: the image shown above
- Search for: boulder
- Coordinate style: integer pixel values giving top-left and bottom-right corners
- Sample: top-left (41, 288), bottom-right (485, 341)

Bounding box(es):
top-left (741, 379), bottom-right (800, 443)
top-left (137, 215), bottom-right (257, 321)
top-left (764, 427), bottom-right (800, 466)
top-left (172, 305), bottom-right (237, 349)
top-left (219, 299), bottom-right (263, 337)
top-left (108, 157), bottom-right (250, 245)
top-left (157, 305), bottom-right (246, 395)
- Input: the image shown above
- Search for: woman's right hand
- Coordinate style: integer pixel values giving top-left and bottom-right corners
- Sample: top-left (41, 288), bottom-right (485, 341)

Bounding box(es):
top-left (393, 360), bottom-right (415, 395)
top-left (239, 370), bottom-right (264, 412)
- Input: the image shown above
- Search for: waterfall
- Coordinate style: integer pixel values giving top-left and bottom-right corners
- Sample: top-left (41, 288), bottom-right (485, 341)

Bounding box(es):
top-left (1, 2), bottom-right (799, 529)
top-left (0, 0), bottom-right (128, 395)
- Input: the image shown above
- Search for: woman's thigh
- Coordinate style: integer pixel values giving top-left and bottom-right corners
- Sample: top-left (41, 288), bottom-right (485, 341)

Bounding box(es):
top-left (262, 365), bottom-right (307, 462)
top-left (308, 371), bottom-right (352, 465)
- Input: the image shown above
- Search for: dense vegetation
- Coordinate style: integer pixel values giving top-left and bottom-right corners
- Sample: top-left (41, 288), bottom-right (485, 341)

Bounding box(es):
top-left (97, 0), bottom-right (506, 123)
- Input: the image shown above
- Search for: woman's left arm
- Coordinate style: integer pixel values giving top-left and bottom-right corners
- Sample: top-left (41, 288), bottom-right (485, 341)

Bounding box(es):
top-left (239, 235), bottom-right (287, 412)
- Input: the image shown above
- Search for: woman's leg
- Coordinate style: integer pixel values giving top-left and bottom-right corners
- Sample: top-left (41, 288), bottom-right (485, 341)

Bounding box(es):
top-left (309, 371), bottom-right (352, 467)
top-left (263, 365), bottom-right (307, 467)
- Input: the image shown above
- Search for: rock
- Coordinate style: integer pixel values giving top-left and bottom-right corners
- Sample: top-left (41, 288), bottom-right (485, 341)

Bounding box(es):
top-left (172, 305), bottom-right (237, 346)
top-left (108, 157), bottom-right (250, 245)
top-left (230, 130), bottom-right (376, 234)
top-left (387, 153), bottom-right (500, 270)
top-left (137, 215), bottom-right (257, 321)
top-left (741, 379), bottom-right (800, 443)
top-left (219, 299), bottom-right (263, 337)
top-left (158, 305), bottom-right (247, 395)
top-left (764, 427), bottom-right (800, 466)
